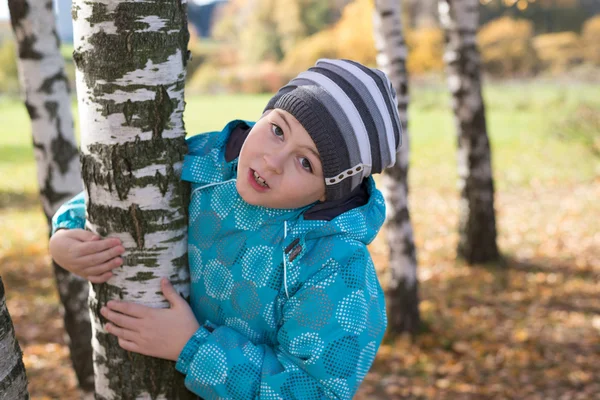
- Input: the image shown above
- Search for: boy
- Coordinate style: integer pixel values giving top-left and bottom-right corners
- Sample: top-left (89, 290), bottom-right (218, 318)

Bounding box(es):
top-left (50, 59), bottom-right (401, 399)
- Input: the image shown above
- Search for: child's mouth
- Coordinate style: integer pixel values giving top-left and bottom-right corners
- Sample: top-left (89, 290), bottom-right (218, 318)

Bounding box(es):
top-left (253, 171), bottom-right (269, 187)
top-left (251, 169), bottom-right (269, 189)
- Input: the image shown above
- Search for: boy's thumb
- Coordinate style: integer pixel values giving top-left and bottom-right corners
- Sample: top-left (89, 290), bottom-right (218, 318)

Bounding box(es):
top-left (161, 278), bottom-right (181, 306)
top-left (71, 230), bottom-right (100, 241)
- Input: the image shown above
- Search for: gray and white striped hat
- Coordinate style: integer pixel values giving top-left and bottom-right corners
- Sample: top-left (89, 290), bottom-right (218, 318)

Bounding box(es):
top-left (264, 59), bottom-right (402, 201)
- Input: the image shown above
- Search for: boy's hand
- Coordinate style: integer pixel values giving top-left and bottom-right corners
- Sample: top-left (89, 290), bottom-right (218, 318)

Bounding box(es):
top-left (49, 229), bottom-right (125, 283)
top-left (101, 278), bottom-right (200, 361)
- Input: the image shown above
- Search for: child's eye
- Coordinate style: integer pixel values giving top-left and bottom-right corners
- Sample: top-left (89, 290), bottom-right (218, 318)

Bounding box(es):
top-left (271, 124), bottom-right (284, 138)
top-left (299, 157), bottom-right (313, 173)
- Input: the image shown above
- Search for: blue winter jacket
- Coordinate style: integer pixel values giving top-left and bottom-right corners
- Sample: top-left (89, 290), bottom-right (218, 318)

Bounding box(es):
top-left (52, 120), bottom-right (388, 399)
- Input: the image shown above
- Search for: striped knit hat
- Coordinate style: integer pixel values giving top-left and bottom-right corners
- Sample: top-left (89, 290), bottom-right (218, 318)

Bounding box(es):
top-left (264, 59), bottom-right (402, 201)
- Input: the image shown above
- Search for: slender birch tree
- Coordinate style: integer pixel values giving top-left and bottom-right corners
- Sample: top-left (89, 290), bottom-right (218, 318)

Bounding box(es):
top-left (373, 0), bottom-right (420, 335)
top-left (0, 277), bottom-right (30, 400)
top-left (438, 0), bottom-right (499, 263)
top-left (7, 0), bottom-right (94, 393)
top-left (72, 0), bottom-right (193, 397)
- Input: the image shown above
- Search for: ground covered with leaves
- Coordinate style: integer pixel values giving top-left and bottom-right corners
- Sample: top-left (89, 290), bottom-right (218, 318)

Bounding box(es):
top-left (356, 182), bottom-right (600, 399)
top-left (1, 180), bottom-right (597, 399)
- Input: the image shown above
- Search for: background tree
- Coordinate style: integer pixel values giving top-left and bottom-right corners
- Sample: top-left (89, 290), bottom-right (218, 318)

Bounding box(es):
top-left (372, 0), bottom-right (420, 335)
top-left (0, 277), bottom-right (30, 400)
top-left (72, 0), bottom-right (193, 397)
top-left (438, 0), bottom-right (499, 263)
top-left (7, 0), bottom-right (93, 393)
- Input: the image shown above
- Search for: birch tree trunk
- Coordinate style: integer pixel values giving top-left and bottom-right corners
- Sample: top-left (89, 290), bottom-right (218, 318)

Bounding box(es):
top-left (8, 0), bottom-right (94, 393)
top-left (373, 0), bottom-right (420, 335)
top-left (438, 0), bottom-right (499, 264)
top-left (72, 1), bottom-right (193, 398)
top-left (0, 277), bottom-right (30, 400)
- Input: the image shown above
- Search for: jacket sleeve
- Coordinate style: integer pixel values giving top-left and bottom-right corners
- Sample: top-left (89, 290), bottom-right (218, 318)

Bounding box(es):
top-left (51, 192), bottom-right (86, 234)
top-left (175, 246), bottom-right (387, 399)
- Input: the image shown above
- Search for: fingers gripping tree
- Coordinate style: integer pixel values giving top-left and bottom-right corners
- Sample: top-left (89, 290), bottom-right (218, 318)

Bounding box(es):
top-left (372, 0), bottom-right (420, 335)
top-left (438, 0), bottom-right (499, 264)
top-left (0, 277), bottom-right (30, 400)
top-left (72, 0), bottom-right (194, 397)
top-left (8, 0), bottom-right (93, 392)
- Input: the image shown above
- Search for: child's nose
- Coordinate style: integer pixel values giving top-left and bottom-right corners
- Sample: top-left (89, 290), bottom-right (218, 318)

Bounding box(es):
top-left (263, 153), bottom-right (283, 175)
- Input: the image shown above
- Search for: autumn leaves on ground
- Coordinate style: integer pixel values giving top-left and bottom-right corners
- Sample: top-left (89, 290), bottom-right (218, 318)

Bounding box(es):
top-left (1, 83), bottom-right (599, 399)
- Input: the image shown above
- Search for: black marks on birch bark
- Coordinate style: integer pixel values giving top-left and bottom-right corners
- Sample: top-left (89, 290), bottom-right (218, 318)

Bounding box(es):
top-left (86, 202), bottom-right (186, 249)
top-left (156, 170), bottom-right (169, 196)
top-left (71, 3), bottom-right (80, 21)
top-left (40, 168), bottom-right (72, 210)
top-left (179, 1), bottom-right (190, 68)
top-left (44, 100), bottom-right (58, 119)
top-left (125, 271), bottom-right (156, 282)
top-left (171, 253), bottom-right (187, 268)
top-left (7, 0), bottom-right (29, 28)
top-left (45, 100), bottom-right (78, 174)
top-left (8, 0), bottom-right (43, 60)
top-left (39, 70), bottom-right (70, 94)
top-left (153, 85), bottom-right (173, 139)
top-left (96, 85), bottom-right (179, 138)
top-left (123, 99), bottom-right (134, 125)
top-left (32, 138), bottom-right (44, 153)
top-left (25, 101), bottom-right (39, 119)
top-left (129, 203), bottom-right (145, 249)
top-left (16, 32), bottom-right (43, 60)
top-left (77, 1), bottom-right (189, 90)
top-left (81, 137), bottom-right (187, 201)
top-left (112, 148), bottom-right (134, 200)
top-left (49, 106), bottom-right (71, 178)
top-left (72, 50), bottom-right (85, 71)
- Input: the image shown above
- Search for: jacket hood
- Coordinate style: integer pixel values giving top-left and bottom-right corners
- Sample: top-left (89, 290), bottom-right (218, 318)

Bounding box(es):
top-left (297, 176), bottom-right (386, 246)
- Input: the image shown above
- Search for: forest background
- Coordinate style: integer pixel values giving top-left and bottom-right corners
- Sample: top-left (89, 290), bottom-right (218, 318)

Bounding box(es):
top-left (0, 0), bottom-right (599, 398)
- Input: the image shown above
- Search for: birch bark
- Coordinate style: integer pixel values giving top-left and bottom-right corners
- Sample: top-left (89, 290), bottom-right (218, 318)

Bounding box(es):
top-left (72, 0), bottom-right (194, 397)
top-left (0, 277), bottom-right (30, 400)
top-left (8, 0), bottom-right (93, 392)
top-left (438, 0), bottom-right (499, 263)
top-left (373, 0), bottom-right (420, 335)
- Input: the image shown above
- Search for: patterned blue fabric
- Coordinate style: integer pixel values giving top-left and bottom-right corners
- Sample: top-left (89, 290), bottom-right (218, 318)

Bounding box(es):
top-left (51, 120), bottom-right (388, 399)
top-left (51, 191), bottom-right (86, 234)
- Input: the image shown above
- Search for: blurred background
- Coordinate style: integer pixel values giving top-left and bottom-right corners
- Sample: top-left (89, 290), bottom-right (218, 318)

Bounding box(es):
top-left (0, 0), bottom-right (598, 399)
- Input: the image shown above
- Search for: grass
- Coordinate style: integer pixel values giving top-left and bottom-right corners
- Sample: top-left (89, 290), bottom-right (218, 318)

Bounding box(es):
top-left (1, 81), bottom-right (598, 195)
top-left (1, 81), bottom-right (599, 398)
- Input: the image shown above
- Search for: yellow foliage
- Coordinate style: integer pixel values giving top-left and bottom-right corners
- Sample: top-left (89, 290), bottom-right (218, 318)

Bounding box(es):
top-left (334, 0), bottom-right (376, 65)
top-left (281, 29), bottom-right (339, 76)
top-left (281, 0), bottom-right (376, 76)
top-left (477, 17), bottom-right (537, 77)
top-left (406, 27), bottom-right (444, 74)
top-left (582, 15), bottom-right (600, 65)
top-left (533, 32), bottom-right (583, 73)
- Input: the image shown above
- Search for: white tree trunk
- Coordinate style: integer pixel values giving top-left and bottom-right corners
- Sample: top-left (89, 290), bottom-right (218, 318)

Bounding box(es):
top-left (0, 277), bottom-right (30, 400)
top-left (72, 0), bottom-right (194, 398)
top-left (8, 0), bottom-right (93, 393)
top-left (438, 0), bottom-right (499, 263)
top-left (373, 0), bottom-right (420, 335)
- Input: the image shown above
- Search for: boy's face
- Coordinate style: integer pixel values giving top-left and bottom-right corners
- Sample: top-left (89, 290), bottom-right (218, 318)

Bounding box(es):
top-left (236, 109), bottom-right (326, 209)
